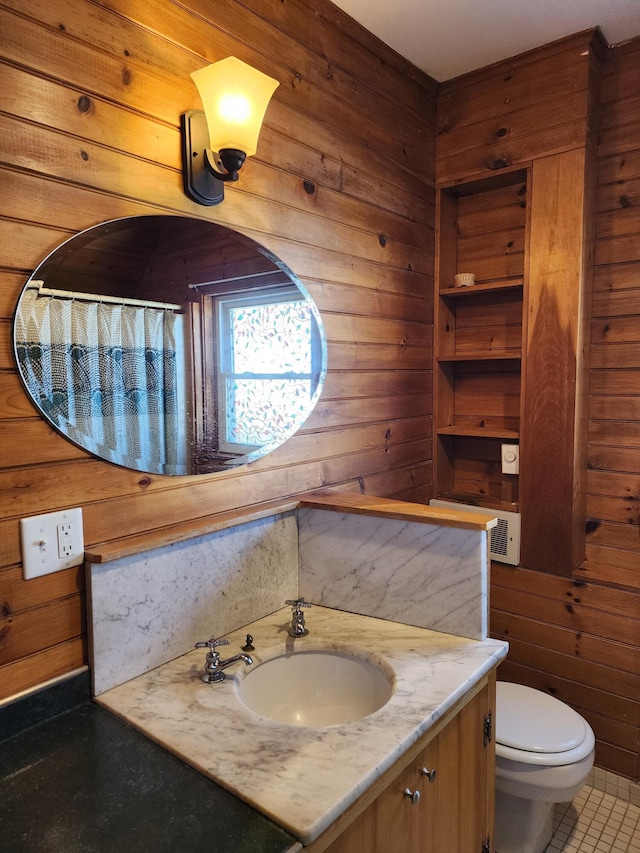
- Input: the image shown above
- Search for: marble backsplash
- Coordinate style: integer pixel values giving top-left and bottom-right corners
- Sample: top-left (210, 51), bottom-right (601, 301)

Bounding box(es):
top-left (87, 512), bottom-right (298, 694)
top-left (87, 501), bottom-right (490, 696)
top-left (298, 508), bottom-right (488, 641)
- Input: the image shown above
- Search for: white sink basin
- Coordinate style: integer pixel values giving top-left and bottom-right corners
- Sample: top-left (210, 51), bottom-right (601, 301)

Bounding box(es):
top-left (236, 649), bottom-right (394, 727)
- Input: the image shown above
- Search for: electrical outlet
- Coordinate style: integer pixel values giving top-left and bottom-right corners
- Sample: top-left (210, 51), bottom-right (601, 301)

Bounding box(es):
top-left (58, 523), bottom-right (74, 557)
top-left (21, 508), bottom-right (84, 579)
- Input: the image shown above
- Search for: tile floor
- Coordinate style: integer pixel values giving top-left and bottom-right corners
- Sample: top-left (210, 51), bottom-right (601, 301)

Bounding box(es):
top-left (544, 769), bottom-right (640, 853)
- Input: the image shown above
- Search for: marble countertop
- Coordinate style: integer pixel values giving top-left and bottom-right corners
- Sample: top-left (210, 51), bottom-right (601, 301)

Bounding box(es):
top-left (96, 606), bottom-right (508, 846)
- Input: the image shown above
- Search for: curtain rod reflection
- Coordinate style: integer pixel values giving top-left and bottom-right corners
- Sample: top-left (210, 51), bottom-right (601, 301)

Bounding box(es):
top-left (28, 281), bottom-right (182, 312)
top-left (188, 269), bottom-right (283, 289)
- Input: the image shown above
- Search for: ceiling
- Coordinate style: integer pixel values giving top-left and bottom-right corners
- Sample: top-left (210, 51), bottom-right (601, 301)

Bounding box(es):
top-left (330, 0), bottom-right (640, 81)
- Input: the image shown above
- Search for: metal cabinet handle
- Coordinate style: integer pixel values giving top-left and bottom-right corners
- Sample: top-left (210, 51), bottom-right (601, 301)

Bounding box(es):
top-left (420, 767), bottom-right (437, 782)
top-left (404, 787), bottom-right (420, 805)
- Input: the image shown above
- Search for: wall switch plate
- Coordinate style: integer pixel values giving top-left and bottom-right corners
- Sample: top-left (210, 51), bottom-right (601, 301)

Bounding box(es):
top-left (501, 443), bottom-right (519, 475)
top-left (21, 508), bottom-right (84, 579)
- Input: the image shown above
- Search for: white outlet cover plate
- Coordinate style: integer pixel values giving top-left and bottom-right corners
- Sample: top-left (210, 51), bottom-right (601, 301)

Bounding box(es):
top-left (20, 508), bottom-right (84, 579)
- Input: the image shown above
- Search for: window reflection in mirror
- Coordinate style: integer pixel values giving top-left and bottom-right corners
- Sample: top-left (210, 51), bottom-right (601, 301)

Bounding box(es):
top-left (214, 286), bottom-right (323, 455)
top-left (13, 216), bottom-right (326, 476)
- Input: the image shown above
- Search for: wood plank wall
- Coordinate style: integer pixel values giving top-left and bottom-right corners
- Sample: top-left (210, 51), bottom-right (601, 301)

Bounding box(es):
top-left (586, 37), bottom-right (640, 591)
top-left (436, 32), bottom-right (640, 780)
top-left (0, 0), bottom-right (437, 700)
top-left (1, 0), bottom-right (638, 785)
top-left (582, 34), bottom-right (640, 777)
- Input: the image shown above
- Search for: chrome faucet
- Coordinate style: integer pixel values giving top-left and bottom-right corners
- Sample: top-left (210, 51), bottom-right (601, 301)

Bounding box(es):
top-left (195, 637), bottom-right (253, 683)
top-left (285, 597), bottom-right (311, 637)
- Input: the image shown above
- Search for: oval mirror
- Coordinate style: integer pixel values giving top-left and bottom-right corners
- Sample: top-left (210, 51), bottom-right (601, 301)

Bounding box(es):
top-left (13, 216), bottom-right (326, 475)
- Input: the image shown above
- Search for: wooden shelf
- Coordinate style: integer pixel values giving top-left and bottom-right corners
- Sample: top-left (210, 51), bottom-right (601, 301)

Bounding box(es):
top-left (437, 352), bottom-right (521, 362)
top-left (439, 278), bottom-right (524, 297)
top-left (434, 169), bottom-right (527, 516)
top-left (437, 426), bottom-right (519, 439)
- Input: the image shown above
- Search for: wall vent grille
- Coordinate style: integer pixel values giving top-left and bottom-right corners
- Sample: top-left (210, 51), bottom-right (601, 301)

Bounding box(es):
top-left (429, 500), bottom-right (521, 566)
top-left (492, 518), bottom-right (510, 556)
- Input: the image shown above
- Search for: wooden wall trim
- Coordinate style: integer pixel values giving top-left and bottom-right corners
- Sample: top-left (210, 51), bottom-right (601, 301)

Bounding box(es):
top-left (0, 0), bottom-right (436, 700)
top-left (520, 149), bottom-right (593, 574)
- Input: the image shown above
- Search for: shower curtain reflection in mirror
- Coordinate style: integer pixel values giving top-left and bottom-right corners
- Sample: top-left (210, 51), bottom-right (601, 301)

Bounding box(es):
top-left (15, 286), bottom-right (188, 473)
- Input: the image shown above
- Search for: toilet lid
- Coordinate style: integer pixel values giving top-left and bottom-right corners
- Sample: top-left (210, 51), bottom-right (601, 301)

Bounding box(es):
top-left (496, 682), bottom-right (587, 753)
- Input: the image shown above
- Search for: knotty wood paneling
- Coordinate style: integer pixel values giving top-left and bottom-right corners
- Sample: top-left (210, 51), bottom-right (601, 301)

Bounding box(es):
top-left (438, 32), bottom-right (640, 780)
top-left (587, 36), bottom-right (640, 601)
top-left (491, 564), bottom-right (640, 779)
top-left (0, 0), bottom-right (436, 701)
top-left (2, 0), bottom-right (639, 790)
top-left (436, 30), bottom-right (607, 184)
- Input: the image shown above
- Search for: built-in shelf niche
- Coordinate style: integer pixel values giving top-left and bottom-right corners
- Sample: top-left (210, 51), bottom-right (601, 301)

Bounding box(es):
top-left (434, 166), bottom-right (529, 512)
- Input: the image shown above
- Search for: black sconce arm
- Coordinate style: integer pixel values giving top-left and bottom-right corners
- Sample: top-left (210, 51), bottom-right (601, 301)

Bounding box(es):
top-left (204, 147), bottom-right (245, 182)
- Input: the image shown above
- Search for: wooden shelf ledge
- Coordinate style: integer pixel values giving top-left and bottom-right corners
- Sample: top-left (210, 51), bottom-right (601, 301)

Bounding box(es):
top-left (86, 490), bottom-right (500, 564)
top-left (439, 278), bottom-right (524, 296)
top-left (437, 352), bottom-right (521, 362)
top-left (437, 425), bottom-right (519, 439)
top-left (299, 490), bottom-right (498, 531)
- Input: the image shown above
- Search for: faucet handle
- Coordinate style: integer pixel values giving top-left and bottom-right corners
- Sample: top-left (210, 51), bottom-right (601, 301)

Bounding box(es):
top-left (285, 598), bottom-right (311, 610)
top-left (195, 637), bottom-right (230, 651)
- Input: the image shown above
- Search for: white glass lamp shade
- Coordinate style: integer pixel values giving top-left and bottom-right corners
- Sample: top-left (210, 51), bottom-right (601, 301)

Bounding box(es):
top-left (191, 57), bottom-right (279, 157)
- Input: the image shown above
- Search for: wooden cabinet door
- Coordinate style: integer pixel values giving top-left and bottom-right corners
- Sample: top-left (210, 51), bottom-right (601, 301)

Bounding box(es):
top-left (395, 680), bottom-right (493, 852)
top-left (322, 810), bottom-right (376, 853)
top-left (420, 708), bottom-right (462, 851)
top-left (323, 677), bottom-right (494, 853)
top-left (373, 750), bottom-right (431, 852)
top-left (457, 680), bottom-right (494, 851)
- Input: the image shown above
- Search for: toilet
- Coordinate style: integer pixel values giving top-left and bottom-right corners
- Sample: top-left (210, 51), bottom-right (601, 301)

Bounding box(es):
top-left (494, 681), bottom-right (595, 853)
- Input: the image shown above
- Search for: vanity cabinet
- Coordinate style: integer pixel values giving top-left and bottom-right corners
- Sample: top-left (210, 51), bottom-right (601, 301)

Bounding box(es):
top-left (434, 167), bottom-right (528, 513)
top-left (318, 675), bottom-right (495, 853)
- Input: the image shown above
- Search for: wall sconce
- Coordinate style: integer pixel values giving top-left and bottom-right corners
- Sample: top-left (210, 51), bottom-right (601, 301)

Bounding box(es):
top-left (181, 56), bottom-right (280, 206)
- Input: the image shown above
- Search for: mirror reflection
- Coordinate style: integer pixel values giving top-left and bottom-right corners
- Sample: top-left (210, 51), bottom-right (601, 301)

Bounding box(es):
top-left (13, 216), bottom-right (326, 475)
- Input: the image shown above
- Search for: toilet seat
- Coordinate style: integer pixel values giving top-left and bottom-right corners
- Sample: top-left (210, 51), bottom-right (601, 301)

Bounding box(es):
top-left (495, 682), bottom-right (595, 766)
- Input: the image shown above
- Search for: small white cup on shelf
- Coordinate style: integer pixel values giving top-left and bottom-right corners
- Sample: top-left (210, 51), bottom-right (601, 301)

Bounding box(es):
top-left (454, 272), bottom-right (476, 287)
